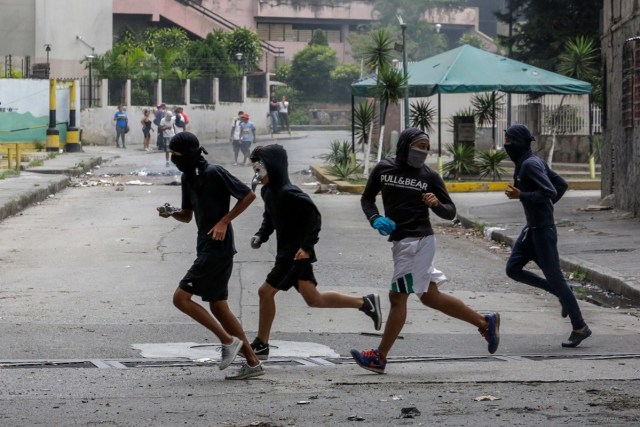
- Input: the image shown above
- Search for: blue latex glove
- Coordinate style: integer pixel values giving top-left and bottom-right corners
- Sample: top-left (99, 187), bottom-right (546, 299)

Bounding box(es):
top-left (372, 217), bottom-right (396, 236)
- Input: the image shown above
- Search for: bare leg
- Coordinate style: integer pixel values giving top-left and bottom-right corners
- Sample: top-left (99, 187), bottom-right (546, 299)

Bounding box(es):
top-left (420, 282), bottom-right (488, 329)
top-left (378, 292), bottom-right (409, 358)
top-left (172, 288), bottom-right (234, 345)
top-left (210, 300), bottom-right (260, 366)
top-left (298, 280), bottom-right (363, 309)
top-left (257, 282), bottom-right (279, 344)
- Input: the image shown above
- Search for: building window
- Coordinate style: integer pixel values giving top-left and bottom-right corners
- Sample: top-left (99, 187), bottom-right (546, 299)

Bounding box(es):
top-left (257, 22), bottom-right (342, 43)
top-left (622, 37), bottom-right (640, 128)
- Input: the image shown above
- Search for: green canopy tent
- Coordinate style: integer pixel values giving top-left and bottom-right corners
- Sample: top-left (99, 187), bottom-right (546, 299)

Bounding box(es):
top-left (351, 44), bottom-right (592, 167)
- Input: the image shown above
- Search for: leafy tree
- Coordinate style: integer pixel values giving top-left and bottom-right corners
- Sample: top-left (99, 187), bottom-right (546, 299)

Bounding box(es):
top-left (274, 63), bottom-right (292, 85)
top-left (309, 29), bottom-right (329, 46)
top-left (289, 44), bottom-right (338, 98)
top-left (373, 64), bottom-right (408, 163)
top-left (224, 27), bottom-right (263, 72)
top-left (495, 0), bottom-right (601, 72)
top-left (186, 32), bottom-right (232, 78)
top-left (557, 35), bottom-right (601, 105)
top-left (363, 29), bottom-right (395, 75)
top-left (458, 33), bottom-right (483, 48)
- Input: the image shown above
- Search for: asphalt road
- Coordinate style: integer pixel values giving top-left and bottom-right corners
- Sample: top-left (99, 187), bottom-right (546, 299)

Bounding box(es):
top-left (0, 131), bottom-right (638, 426)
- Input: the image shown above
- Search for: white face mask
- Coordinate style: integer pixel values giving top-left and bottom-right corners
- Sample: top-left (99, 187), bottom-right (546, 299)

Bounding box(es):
top-left (251, 161), bottom-right (268, 191)
top-left (407, 147), bottom-right (428, 168)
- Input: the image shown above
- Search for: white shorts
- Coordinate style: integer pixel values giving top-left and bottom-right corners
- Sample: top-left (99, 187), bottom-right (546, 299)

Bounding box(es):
top-left (390, 236), bottom-right (447, 295)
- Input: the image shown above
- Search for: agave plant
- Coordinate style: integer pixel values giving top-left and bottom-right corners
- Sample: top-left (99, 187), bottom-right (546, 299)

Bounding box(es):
top-left (443, 143), bottom-right (477, 180)
top-left (475, 149), bottom-right (509, 181)
top-left (321, 140), bottom-right (362, 180)
top-left (410, 100), bottom-right (437, 134)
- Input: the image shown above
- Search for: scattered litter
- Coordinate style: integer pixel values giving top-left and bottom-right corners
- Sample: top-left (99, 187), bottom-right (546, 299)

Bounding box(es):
top-left (347, 415), bottom-right (365, 421)
top-left (131, 168), bottom-right (149, 176)
top-left (308, 395), bottom-right (318, 400)
top-left (297, 401), bottom-right (311, 405)
top-left (302, 181), bottom-right (320, 186)
top-left (125, 180), bottom-right (153, 186)
top-left (483, 227), bottom-right (505, 240)
top-left (582, 205), bottom-right (612, 211)
top-left (391, 395), bottom-right (403, 401)
top-left (115, 183), bottom-right (125, 191)
top-left (194, 358), bottom-right (213, 363)
top-left (474, 395), bottom-right (501, 401)
top-left (301, 168), bottom-right (313, 175)
top-left (399, 407), bottom-right (421, 419)
top-left (489, 246), bottom-right (501, 250)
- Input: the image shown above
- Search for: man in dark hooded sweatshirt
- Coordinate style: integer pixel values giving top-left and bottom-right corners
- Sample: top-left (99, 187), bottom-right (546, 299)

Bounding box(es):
top-left (248, 144), bottom-right (382, 360)
top-left (159, 132), bottom-right (265, 380)
top-left (503, 124), bottom-right (591, 347)
top-left (350, 128), bottom-right (500, 374)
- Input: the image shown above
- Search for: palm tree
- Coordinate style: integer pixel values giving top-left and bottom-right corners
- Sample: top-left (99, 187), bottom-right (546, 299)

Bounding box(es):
top-left (410, 100), bottom-right (437, 134)
top-left (373, 65), bottom-right (408, 163)
top-left (557, 36), bottom-right (600, 175)
top-left (362, 29), bottom-right (395, 174)
top-left (471, 91), bottom-right (504, 149)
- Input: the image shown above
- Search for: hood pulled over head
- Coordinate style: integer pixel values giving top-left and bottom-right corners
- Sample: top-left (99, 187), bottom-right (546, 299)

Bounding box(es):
top-left (504, 124), bottom-right (534, 162)
top-left (396, 127), bottom-right (430, 167)
top-left (169, 132), bottom-right (208, 173)
top-left (249, 144), bottom-right (290, 190)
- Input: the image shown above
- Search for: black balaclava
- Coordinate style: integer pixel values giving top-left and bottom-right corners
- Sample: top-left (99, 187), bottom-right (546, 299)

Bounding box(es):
top-left (169, 132), bottom-right (208, 174)
top-left (504, 124), bottom-right (534, 163)
top-left (396, 127), bottom-right (430, 168)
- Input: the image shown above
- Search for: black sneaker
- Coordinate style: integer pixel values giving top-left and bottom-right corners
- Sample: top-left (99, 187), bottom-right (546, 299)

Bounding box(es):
top-left (251, 337), bottom-right (270, 360)
top-left (479, 313), bottom-right (500, 354)
top-left (360, 294), bottom-right (382, 331)
top-left (562, 326), bottom-right (592, 348)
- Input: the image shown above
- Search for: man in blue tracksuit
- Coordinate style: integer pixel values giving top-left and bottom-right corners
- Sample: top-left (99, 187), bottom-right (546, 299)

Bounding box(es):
top-left (503, 124), bottom-right (591, 347)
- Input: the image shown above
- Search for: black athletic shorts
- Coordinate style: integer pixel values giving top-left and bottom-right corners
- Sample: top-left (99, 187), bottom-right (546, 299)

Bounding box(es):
top-left (179, 254), bottom-right (233, 302)
top-left (266, 258), bottom-right (317, 291)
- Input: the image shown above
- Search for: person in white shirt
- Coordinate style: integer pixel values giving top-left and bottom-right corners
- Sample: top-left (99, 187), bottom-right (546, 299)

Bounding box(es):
top-left (160, 111), bottom-right (175, 167)
top-left (278, 96), bottom-right (290, 134)
top-left (230, 111), bottom-right (244, 165)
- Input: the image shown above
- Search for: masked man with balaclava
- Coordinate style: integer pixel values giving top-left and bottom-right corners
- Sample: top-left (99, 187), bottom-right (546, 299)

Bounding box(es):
top-left (503, 124), bottom-right (591, 347)
top-left (158, 132), bottom-right (265, 380)
top-left (350, 128), bottom-right (500, 374)
top-left (247, 144), bottom-right (382, 360)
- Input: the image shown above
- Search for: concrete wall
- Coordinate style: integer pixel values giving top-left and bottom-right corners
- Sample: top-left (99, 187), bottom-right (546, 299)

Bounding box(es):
top-left (0, 0), bottom-right (112, 79)
top-left (601, 0), bottom-right (640, 216)
top-left (80, 100), bottom-right (270, 146)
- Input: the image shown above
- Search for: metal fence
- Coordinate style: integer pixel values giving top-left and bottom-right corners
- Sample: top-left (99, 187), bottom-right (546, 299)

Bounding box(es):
top-left (190, 79), bottom-right (213, 104)
top-left (79, 76), bottom-right (101, 109)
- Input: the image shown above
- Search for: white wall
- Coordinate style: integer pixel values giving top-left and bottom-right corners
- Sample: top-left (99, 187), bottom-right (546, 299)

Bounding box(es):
top-left (80, 100), bottom-right (271, 146)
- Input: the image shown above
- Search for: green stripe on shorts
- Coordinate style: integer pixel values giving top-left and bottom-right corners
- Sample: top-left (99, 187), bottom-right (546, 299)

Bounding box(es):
top-left (391, 273), bottom-right (414, 294)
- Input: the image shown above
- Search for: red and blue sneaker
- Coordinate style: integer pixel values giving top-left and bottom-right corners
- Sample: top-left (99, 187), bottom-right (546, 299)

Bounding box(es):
top-left (479, 313), bottom-right (500, 354)
top-left (350, 348), bottom-right (386, 374)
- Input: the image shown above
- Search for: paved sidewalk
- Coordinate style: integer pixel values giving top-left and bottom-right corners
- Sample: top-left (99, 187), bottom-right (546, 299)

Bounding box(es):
top-left (1, 139), bottom-right (639, 304)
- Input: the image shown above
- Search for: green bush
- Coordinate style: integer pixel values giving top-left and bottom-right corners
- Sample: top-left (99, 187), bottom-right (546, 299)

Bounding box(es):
top-left (443, 143), bottom-right (477, 180)
top-left (475, 149), bottom-right (509, 181)
top-left (321, 139), bottom-right (362, 180)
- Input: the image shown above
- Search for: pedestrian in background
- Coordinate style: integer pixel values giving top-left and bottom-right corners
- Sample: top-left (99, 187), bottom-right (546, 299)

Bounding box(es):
top-left (247, 144), bottom-right (382, 361)
top-left (153, 103), bottom-right (166, 150)
top-left (140, 109), bottom-right (153, 151)
top-left (159, 132), bottom-right (265, 380)
top-left (174, 107), bottom-right (186, 134)
top-left (503, 124), bottom-right (591, 348)
top-left (159, 110), bottom-right (175, 167)
top-left (278, 95), bottom-right (291, 135)
top-left (269, 95), bottom-right (279, 134)
top-left (230, 110), bottom-right (243, 165)
top-left (237, 113), bottom-right (255, 166)
top-left (113, 104), bottom-right (128, 148)
top-left (350, 128), bottom-right (500, 374)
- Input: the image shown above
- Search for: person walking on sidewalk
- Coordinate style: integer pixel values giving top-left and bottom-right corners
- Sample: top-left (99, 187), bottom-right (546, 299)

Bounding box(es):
top-left (158, 132), bottom-right (265, 380)
top-left (140, 109), bottom-right (153, 151)
top-left (230, 110), bottom-right (243, 165)
top-left (350, 128), bottom-right (500, 374)
top-left (248, 144), bottom-right (382, 360)
top-left (238, 113), bottom-right (256, 166)
top-left (113, 104), bottom-right (128, 148)
top-left (503, 124), bottom-right (591, 348)
top-left (159, 111), bottom-right (175, 167)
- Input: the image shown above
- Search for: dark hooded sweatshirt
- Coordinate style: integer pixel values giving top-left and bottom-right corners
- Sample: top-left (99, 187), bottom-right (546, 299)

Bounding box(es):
top-left (511, 150), bottom-right (568, 228)
top-left (361, 129), bottom-right (456, 241)
top-left (255, 144), bottom-right (321, 262)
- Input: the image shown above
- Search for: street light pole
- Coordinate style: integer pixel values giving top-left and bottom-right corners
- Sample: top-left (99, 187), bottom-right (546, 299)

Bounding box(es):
top-left (86, 54), bottom-right (94, 108)
top-left (397, 15), bottom-right (409, 129)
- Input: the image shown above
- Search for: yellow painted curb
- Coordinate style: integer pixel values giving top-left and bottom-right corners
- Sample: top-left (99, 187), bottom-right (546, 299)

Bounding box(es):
top-left (310, 164), bottom-right (601, 194)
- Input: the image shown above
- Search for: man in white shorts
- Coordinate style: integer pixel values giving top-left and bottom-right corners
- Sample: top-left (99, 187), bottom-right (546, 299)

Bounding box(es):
top-left (350, 127), bottom-right (501, 374)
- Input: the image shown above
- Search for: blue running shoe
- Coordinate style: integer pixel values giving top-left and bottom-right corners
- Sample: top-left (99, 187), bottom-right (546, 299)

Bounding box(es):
top-left (480, 313), bottom-right (500, 354)
top-left (350, 348), bottom-right (386, 374)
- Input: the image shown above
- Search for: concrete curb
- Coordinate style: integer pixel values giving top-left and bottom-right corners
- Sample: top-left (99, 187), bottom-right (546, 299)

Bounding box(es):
top-left (0, 175), bottom-right (70, 223)
top-left (310, 164), bottom-right (601, 195)
top-left (456, 214), bottom-right (640, 303)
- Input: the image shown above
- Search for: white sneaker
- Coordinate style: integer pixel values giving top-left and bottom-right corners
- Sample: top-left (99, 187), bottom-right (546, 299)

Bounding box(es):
top-left (219, 337), bottom-right (242, 370)
top-left (225, 362), bottom-right (265, 380)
